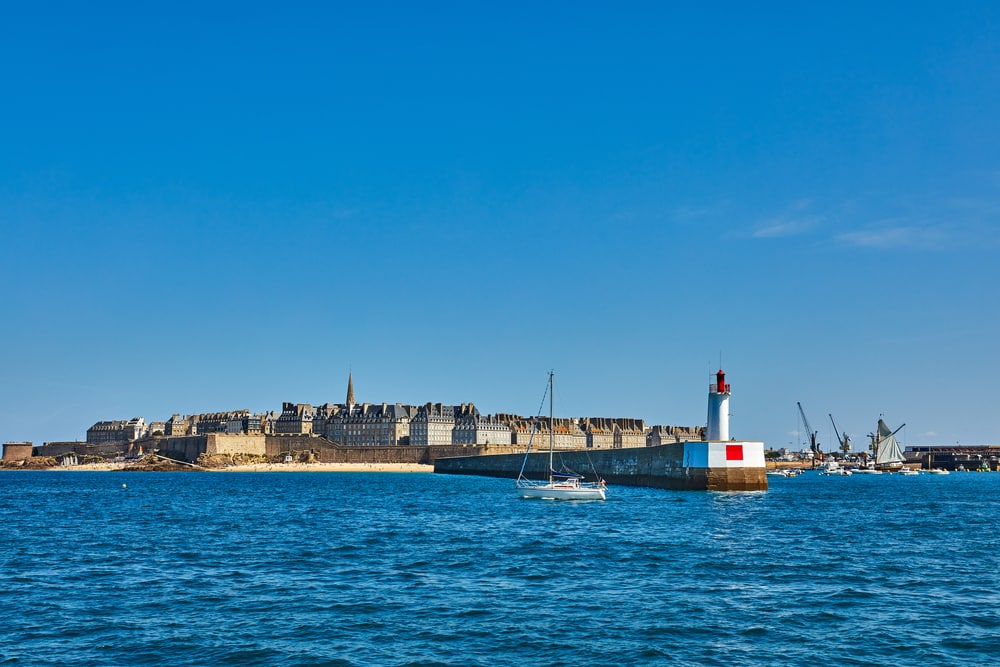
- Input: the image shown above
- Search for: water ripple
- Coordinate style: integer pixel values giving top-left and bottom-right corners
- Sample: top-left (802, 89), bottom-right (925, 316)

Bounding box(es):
top-left (2, 470), bottom-right (1000, 665)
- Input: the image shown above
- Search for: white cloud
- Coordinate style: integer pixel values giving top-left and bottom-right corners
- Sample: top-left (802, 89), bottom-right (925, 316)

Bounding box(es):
top-left (752, 216), bottom-right (821, 238)
top-left (834, 223), bottom-right (949, 249)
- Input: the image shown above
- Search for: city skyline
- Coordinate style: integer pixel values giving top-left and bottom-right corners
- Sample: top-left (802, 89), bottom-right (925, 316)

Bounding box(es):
top-left (2, 3), bottom-right (998, 451)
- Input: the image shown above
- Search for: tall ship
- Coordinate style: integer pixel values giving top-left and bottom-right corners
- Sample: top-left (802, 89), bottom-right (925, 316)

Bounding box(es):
top-left (871, 418), bottom-right (906, 472)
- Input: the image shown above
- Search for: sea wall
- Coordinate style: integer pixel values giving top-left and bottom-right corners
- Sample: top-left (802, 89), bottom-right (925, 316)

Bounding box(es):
top-left (33, 441), bottom-right (127, 458)
top-left (309, 441), bottom-right (522, 465)
top-left (157, 435), bottom-right (209, 461)
top-left (434, 441), bottom-right (768, 492)
top-left (2, 442), bottom-right (34, 461)
top-left (155, 434), bottom-right (268, 461)
top-left (207, 434), bottom-right (267, 457)
top-left (154, 433), bottom-right (522, 465)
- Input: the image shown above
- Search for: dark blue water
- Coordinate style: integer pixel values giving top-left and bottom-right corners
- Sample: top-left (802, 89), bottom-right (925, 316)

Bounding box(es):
top-left (1, 470), bottom-right (997, 666)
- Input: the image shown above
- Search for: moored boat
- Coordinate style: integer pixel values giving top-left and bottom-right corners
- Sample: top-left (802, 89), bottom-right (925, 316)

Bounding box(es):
top-left (820, 460), bottom-right (852, 476)
top-left (516, 372), bottom-right (606, 501)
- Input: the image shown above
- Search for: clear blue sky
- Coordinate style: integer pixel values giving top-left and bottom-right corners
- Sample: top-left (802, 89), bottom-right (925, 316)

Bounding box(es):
top-left (2, 1), bottom-right (998, 452)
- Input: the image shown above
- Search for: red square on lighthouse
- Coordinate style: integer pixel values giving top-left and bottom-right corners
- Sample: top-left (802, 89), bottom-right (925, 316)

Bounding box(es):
top-left (726, 444), bottom-right (743, 461)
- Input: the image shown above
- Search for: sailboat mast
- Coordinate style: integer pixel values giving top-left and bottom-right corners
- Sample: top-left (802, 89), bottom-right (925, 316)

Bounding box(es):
top-left (548, 371), bottom-right (554, 481)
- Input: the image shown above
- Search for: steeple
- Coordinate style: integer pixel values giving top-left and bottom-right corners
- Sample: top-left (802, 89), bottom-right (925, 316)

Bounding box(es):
top-left (346, 372), bottom-right (355, 406)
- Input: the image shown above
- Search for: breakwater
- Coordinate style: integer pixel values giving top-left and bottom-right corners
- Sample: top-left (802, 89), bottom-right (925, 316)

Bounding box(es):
top-left (434, 441), bottom-right (768, 491)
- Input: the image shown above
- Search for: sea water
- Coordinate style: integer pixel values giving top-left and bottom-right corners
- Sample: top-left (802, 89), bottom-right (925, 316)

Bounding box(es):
top-left (1, 470), bottom-right (997, 666)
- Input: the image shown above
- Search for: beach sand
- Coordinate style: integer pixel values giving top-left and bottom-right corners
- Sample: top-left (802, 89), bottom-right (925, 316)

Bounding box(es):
top-left (218, 462), bottom-right (434, 473)
top-left (45, 461), bottom-right (435, 473)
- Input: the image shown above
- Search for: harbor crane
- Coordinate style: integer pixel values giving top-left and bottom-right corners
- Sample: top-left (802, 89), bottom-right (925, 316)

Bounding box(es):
top-left (829, 414), bottom-right (851, 455)
top-left (797, 402), bottom-right (823, 460)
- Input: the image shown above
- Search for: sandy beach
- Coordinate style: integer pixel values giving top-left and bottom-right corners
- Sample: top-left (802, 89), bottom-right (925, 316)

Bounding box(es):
top-left (217, 462), bottom-right (434, 473)
top-left (42, 461), bottom-right (435, 473)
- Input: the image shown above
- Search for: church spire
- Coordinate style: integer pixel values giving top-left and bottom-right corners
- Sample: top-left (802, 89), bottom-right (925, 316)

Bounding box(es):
top-left (346, 372), bottom-right (355, 405)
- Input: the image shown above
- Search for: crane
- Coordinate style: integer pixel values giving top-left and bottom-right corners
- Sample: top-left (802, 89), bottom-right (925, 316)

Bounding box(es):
top-left (797, 402), bottom-right (822, 460)
top-left (829, 414), bottom-right (851, 455)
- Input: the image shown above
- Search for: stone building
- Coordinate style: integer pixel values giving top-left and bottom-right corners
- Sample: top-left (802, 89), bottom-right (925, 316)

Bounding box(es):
top-left (86, 417), bottom-right (146, 445)
top-left (262, 411), bottom-right (279, 434)
top-left (550, 417), bottom-right (587, 450)
top-left (615, 418), bottom-right (649, 448)
top-left (321, 402), bottom-right (413, 446)
top-left (190, 410), bottom-right (263, 435)
top-left (273, 403), bottom-right (315, 434)
top-left (496, 413), bottom-right (542, 447)
top-left (410, 403), bottom-right (457, 446)
top-left (647, 424), bottom-right (705, 446)
top-left (166, 414), bottom-right (192, 436)
top-left (581, 418), bottom-right (616, 449)
top-left (452, 404), bottom-right (512, 446)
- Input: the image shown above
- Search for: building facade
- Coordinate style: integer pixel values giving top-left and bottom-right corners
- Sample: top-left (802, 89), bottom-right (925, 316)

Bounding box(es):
top-left (410, 403), bottom-right (458, 446)
top-left (273, 403), bottom-right (315, 435)
top-left (453, 404), bottom-right (513, 446)
top-left (321, 402), bottom-right (413, 447)
top-left (647, 424), bottom-right (705, 446)
top-left (86, 418), bottom-right (146, 444)
top-left (189, 410), bottom-right (263, 435)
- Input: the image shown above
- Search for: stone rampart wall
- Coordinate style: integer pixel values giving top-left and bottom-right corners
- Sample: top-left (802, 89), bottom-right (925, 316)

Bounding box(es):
top-left (206, 433), bottom-right (266, 457)
top-left (145, 433), bottom-right (535, 465)
top-left (265, 434), bottom-right (325, 457)
top-left (157, 436), bottom-right (209, 462)
top-left (2, 443), bottom-right (34, 461)
top-left (33, 442), bottom-right (121, 457)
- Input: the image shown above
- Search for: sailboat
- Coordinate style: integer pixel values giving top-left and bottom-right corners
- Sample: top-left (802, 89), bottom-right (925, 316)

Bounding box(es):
top-left (516, 372), bottom-right (607, 500)
top-left (871, 417), bottom-right (906, 472)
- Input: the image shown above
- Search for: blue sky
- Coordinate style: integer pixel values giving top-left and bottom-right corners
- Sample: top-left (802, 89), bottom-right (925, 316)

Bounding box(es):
top-left (2, 1), bottom-right (998, 453)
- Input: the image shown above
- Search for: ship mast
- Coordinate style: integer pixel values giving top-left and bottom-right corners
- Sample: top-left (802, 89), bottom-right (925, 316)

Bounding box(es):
top-left (548, 371), bottom-right (554, 483)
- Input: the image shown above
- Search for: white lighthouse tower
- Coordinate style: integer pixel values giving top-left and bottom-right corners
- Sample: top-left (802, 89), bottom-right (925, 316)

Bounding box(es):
top-left (706, 369), bottom-right (730, 441)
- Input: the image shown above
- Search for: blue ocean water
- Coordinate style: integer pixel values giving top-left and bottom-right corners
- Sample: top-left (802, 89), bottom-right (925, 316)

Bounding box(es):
top-left (1, 470), bottom-right (998, 666)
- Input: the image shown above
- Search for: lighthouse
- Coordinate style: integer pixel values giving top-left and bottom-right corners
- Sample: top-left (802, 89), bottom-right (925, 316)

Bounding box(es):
top-left (706, 369), bottom-right (730, 441)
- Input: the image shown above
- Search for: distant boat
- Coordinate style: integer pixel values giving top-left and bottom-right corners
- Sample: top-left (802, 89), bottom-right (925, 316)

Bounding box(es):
top-left (516, 372), bottom-right (606, 501)
top-left (899, 467), bottom-right (919, 476)
top-left (819, 460), bottom-right (852, 476)
top-left (927, 468), bottom-right (950, 475)
top-left (767, 469), bottom-right (803, 477)
top-left (871, 418), bottom-right (906, 472)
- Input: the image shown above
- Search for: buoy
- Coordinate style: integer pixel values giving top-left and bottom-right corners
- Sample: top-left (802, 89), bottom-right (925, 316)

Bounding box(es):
top-left (122, 483), bottom-right (127, 489)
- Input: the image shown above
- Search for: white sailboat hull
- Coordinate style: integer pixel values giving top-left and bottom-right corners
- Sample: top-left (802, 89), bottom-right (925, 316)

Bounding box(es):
top-left (515, 371), bottom-right (607, 501)
top-left (517, 481), bottom-right (606, 501)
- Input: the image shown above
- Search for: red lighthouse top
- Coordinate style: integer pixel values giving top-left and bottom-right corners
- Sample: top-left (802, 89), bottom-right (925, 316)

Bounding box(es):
top-left (716, 369), bottom-right (729, 393)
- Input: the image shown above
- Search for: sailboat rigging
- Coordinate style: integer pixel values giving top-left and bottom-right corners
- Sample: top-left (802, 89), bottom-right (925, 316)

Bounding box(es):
top-left (871, 417), bottom-right (906, 471)
top-left (516, 371), bottom-right (607, 500)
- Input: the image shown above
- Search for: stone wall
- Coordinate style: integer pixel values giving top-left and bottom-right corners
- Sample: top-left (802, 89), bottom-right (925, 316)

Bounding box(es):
top-left (206, 433), bottom-right (266, 457)
top-left (146, 432), bottom-right (537, 466)
top-left (2, 442), bottom-right (34, 461)
top-left (156, 436), bottom-right (209, 462)
top-left (434, 442), bottom-right (769, 491)
top-left (33, 442), bottom-right (121, 457)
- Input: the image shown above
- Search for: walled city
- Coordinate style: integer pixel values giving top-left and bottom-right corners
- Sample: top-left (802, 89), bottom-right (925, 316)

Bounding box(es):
top-left (2, 374), bottom-right (704, 466)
